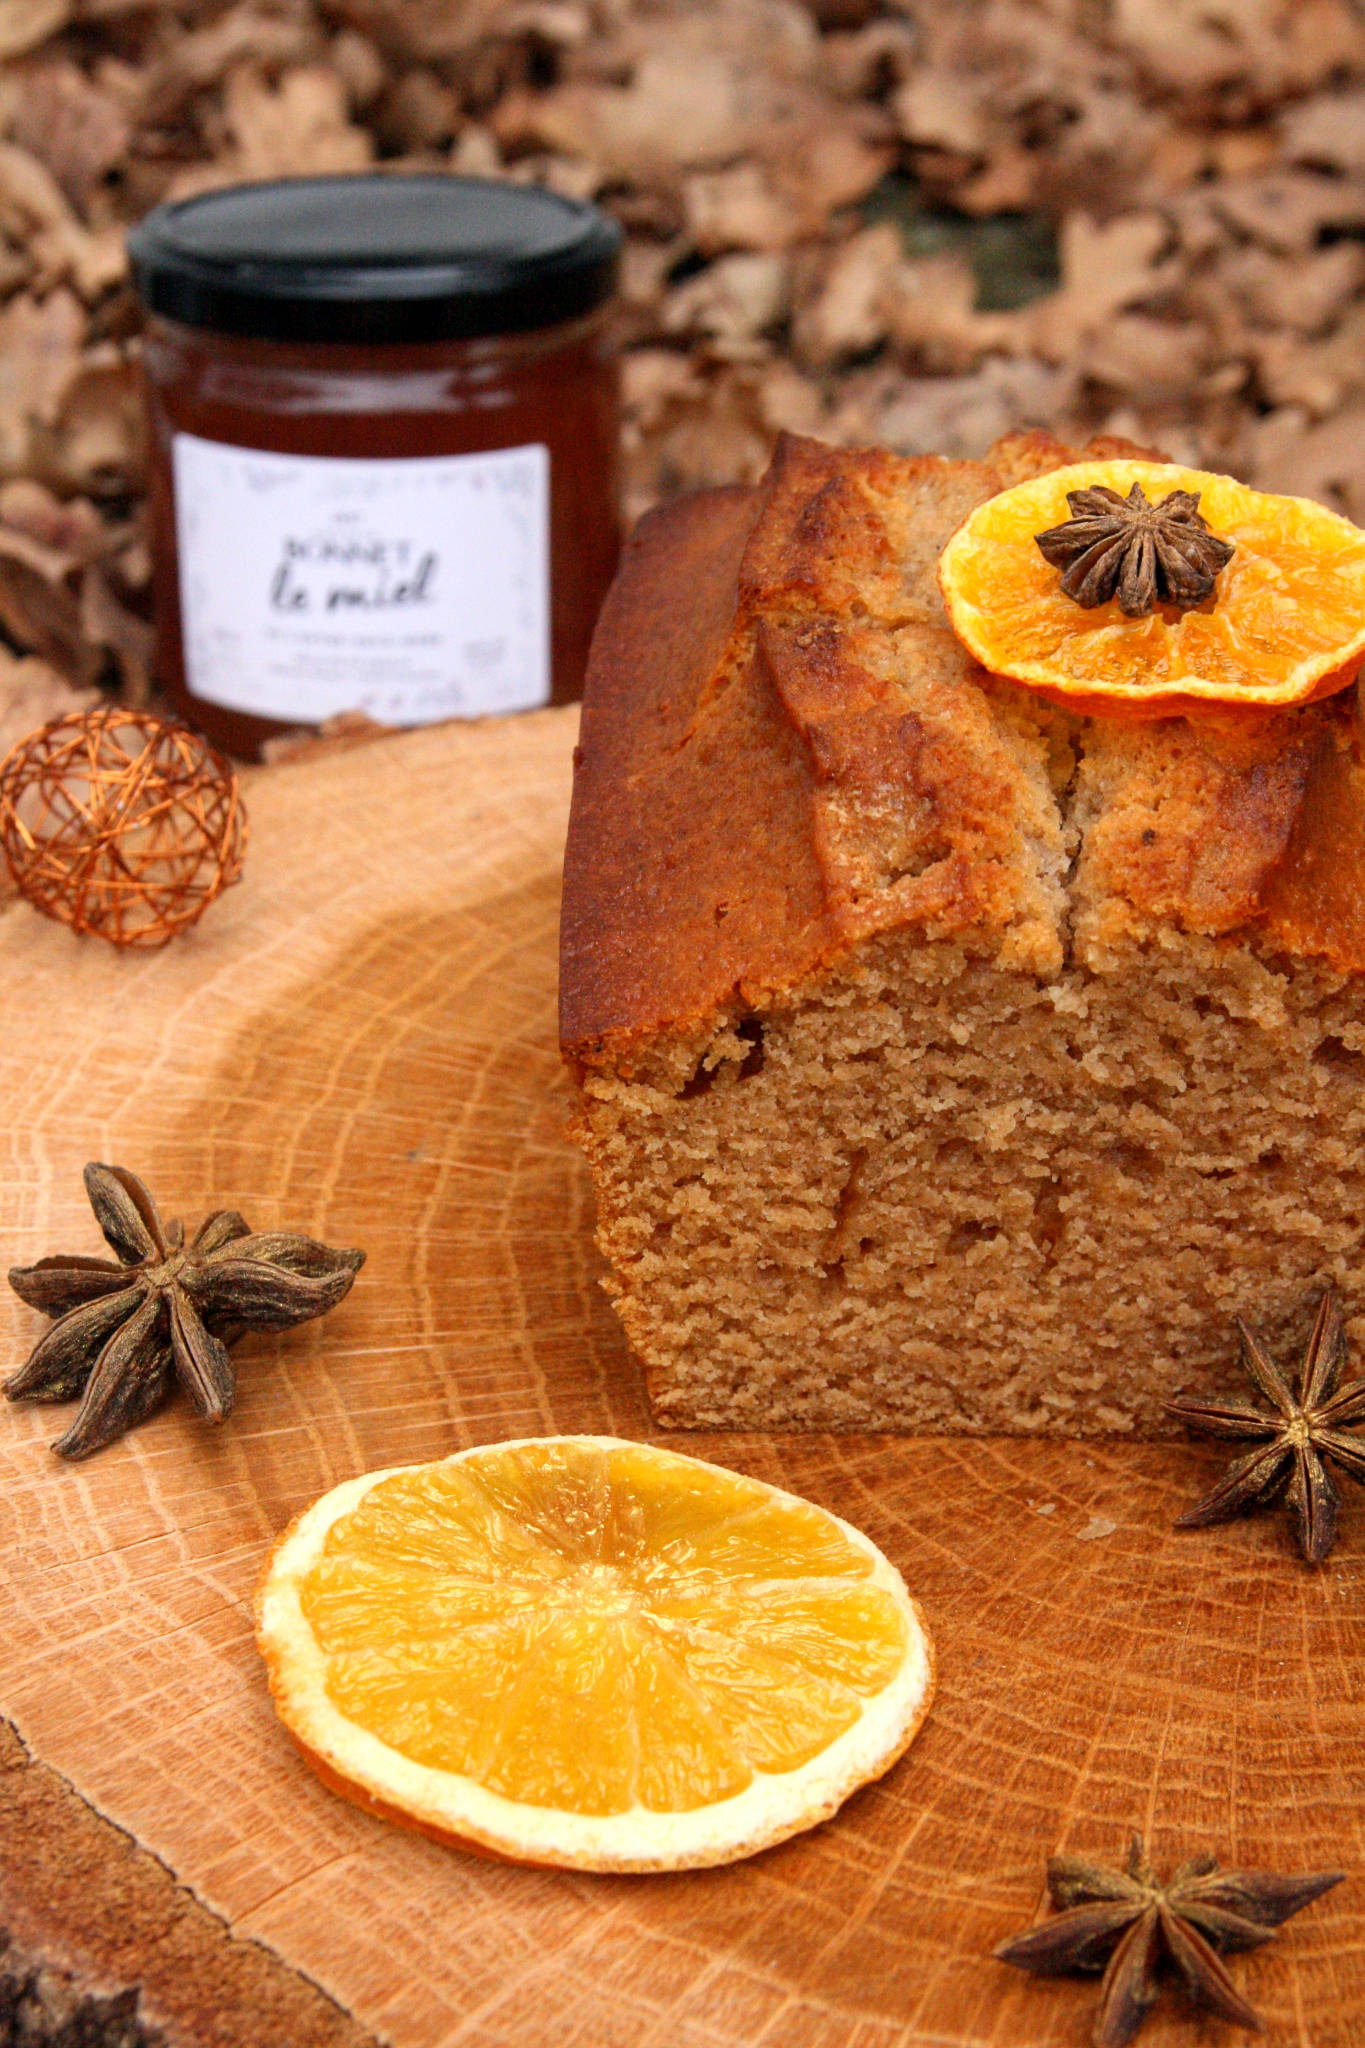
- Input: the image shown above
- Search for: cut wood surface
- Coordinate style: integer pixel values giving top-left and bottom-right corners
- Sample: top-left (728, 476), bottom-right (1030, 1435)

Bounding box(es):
top-left (1, 704), bottom-right (1362, 2048)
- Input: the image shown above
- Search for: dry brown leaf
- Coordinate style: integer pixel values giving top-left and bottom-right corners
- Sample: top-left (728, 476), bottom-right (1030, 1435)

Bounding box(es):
top-left (820, 19), bottom-right (916, 102)
top-left (808, 0), bottom-right (880, 28)
top-left (1252, 304), bottom-right (1365, 417)
top-left (0, 0), bottom-right (69, 63)
top-left (1082, 314), bottom-right (1208, 399)
top-left (0, 141), bottom-right (77, 241)
top-left (684, 163), bottom-right (801, 255)
top-left (0, 647), bottom-right (97, 769)
top-left (0, 139), bottom-right (124, 302)
top-left (495, 1), bottom-right (885, 206)
top-left (8, 62), bottom-right (133, 212)
top-left (376, 68), bottom-right (459, 153)
top-left (1029, 211), bottom-right (1177, 360)
top-left (662, 252), bottom-right (789, 352)
top-left (497, 56), bottom-right (757, 182)
top-left (80, 562), bottom-right (153, 703)
top-left (884, 252), bottom-right (1010, 376)
top-left (617, 239), bottom-right (673, 331)
top-left (794, 222), bottom-right (901, 367)
top-left (136, 8), bottom-right (323, 126)
top-left (1031, 85), bottom-right (1166, 220)
top-left (957, 147), bottom-right (1039, 218)
top-left (898, 2), bottom-right (1161, 219)
top-left (1212, 171), bottom-right (1365, 256)
top-left (59, 226), bottom-right (128, 307)
top-left (892, 68), bottom-right (987, 160)
top-left (619, 240), bottom-right (677, 321)
top-left (650, 400), bottom-right (771, 501)
top-left (594, 0), bottom-right (824, 90)
top-left (1218, 242), bottom-right (1365, 337)
top-left (108, 528), bottom-right (149, 595)
top-left (0, 290), bottom-right (84, 476)
top-left (511, 153), bottom-right (600, 204)
top-left (500, 2), bottom-right (590, 47)
top-left (1147, 126), bottom-right (1279, 199)
top-left (829, 357), bottom-right (1080, 463)
top-left (324, 0), bottom-right (520, 65)
top-left (32, 347), bottom-right (144, 499)
top-left (448, 124), bottom-right (503, 179)
top-left (0, 479), bottom-right (109, 562)
top-left (1110, 0), bottom-right (1365, 102)
top-left (787, 117), bottom-right (893, 225)
top-left (1210, 130), bottom-right (1283, 181)
top-left (0, 474), bottom-right (144, 695)
top-left (622, 348), bottom-right (704, 432)
top-left (1281, 89), bottom-right (1365, 175)
top-left (0, 523), bottom-right (101, 688)
top-left (226, 65), bottom-right (375, 183)
top-left (754, 358), bottom-right (825, 439)
top-left (624, 357), bottom-right (798, 515)
top-left (1247, 403), bottom-right (1365, 523)
top-left (329, 28), bottom-right (387, 112)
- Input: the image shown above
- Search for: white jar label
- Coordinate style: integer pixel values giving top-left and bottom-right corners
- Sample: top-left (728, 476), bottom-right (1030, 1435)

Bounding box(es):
top-left (172, 433), bottom-right (550, 725)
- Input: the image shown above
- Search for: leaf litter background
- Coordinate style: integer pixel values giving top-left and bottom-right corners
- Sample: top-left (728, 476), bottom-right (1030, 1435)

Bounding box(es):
top-left (0, 0), bottom-right (1364, 761)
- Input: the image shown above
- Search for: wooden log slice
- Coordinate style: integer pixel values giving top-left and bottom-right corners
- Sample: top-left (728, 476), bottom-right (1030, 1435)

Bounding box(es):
top-left (0, 708), bottom-right (1361, 2046)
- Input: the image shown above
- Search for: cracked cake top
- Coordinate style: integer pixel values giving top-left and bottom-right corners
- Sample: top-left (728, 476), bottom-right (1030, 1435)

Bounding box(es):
top-left (560, 429), bottom-right (1365, 1069)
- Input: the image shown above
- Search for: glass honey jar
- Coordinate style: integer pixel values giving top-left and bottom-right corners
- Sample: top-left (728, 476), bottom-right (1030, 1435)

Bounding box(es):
top-left (129, 174), bottom-right (622, 759)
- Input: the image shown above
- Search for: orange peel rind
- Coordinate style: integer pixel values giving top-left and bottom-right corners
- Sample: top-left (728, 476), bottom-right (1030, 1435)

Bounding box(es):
top-left (939, 460), bottom-right (1365, 720)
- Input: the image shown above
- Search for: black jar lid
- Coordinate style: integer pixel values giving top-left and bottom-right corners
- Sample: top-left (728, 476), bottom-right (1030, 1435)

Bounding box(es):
top-left (127, 174), bottom-right (622, 345)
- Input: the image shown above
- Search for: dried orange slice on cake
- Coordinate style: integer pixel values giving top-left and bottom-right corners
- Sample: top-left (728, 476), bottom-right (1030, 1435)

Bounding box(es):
top-left (939, 459), bottom-right (1365, 719)
top-left (256, 1436), bottom-right (934, 1871)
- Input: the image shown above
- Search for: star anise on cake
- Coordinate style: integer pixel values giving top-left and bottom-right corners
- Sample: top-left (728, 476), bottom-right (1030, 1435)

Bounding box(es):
top-left (7, 1163), bottom-right (364, 1459)
top-left (1034, 483), bottom-right (1235, 616)
top-left (1166, 1286), bottom-right (1365, 1564)
top-left (996, 1832), bottom-right (1342, 2048)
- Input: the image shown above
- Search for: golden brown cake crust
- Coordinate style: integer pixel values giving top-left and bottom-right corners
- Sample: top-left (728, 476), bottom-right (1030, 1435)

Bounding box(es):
top-left (558, 476), bottom-right (841, 1066)
top-left (561, 431), bottom-right (1365, 1070)
top-left (1070, 705), bottom-right (1355, 967)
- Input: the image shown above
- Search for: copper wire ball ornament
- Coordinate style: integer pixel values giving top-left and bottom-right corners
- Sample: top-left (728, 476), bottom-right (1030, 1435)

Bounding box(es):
top-left (0, 706), bottom-right (246, 947)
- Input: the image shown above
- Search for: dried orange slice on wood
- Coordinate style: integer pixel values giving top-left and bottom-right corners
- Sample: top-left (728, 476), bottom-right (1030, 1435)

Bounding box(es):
top-left (256, 1436), bottom-right (934, 1871)
top-left (939, 460), bottom-right (1365, 719)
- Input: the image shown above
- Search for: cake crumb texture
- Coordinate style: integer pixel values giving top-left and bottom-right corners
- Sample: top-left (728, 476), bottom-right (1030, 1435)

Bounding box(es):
top-left (561, 432), bottom-right (1365, 1436)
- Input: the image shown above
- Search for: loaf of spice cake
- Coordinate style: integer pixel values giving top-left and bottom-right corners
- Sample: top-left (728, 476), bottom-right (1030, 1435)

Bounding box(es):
top-left (559, 429), bottom-right (1365, 1436)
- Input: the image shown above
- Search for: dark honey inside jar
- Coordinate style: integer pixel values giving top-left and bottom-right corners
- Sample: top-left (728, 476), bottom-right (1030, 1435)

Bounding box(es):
top-left (129, 174), bottom-right (623, 759)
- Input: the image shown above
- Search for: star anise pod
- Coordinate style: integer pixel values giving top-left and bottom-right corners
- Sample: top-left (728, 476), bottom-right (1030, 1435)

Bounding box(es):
top-left (1166, 1286), bottom-right (1365, 1564)
top-left (1035, 483), bottom-right (1235, 616)
top-left (7, 1163), bottom-right (364, 1459)
top-left (996, 1832), bottom-right (1342, 2048)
